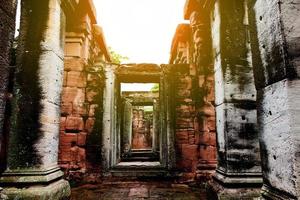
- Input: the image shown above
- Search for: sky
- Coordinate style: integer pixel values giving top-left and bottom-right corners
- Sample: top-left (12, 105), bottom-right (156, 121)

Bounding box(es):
top-left (94, 0), bottom-right (187, 64)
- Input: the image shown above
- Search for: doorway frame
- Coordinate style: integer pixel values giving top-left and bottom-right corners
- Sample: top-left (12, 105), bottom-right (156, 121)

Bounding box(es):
top-left (101, 64), bottom-right (176, 175)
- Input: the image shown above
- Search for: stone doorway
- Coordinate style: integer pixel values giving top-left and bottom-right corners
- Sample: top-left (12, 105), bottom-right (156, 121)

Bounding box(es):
top-left (101, 64), bottom-right (176, 176)
top-left (120, 90), bottom-right (160, 163)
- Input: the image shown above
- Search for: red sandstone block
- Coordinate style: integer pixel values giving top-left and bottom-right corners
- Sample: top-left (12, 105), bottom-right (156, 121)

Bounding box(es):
top-left (198, 118), bottom-right (209, 132)
top-left (60, 133), bottom-right (77, 145)
top-left (77, 132), bottom-right (87, 146)
top-left (176, 159), bottom-right (192, 172)
top-left (209, 132), bottom-right (217, 146)
top-left (61, 102), bottom-right (72, 115)
top-left (66, 116), bottom-right (84, 131)
top-left (207, 117), bottom-right (216, 132)
top-left (78, 147), bottom-right (86, 162)
top-left (193, 117), bottom-right (199, 131)
top-left (89, 104), bottom-right (98, 117)
top-left (199, 132), bottom-right (210, 145)
top-left (176, 130), bottom-right (189, 144)
top-left (181, 144), bottom-right (198, 161)
top-left (194, 131), bottom-right (200, 145)
top-left (60, 117), bottom-right (66, 131)
top-left (67, 71), bottom-right (86, 88)
top-left (208, 146), bottom-right (217, 160)
top-left (64, 58), bottom-right (85, 72)
top-left (70, 146), bottom-right (79, 163)
top-left (199, 145), bottom-right (214, 161)
top-left (72, 103), bottom-right (88, 116)
top-left (59, 150), bottom-right (71, 162)
top-left (188, 130), bottom-right (195, 145)
top-left (63, 72), bottom-right (67, 86)
top-left (62, 87), bottom-right (85, 103)
top-left (86, 90), bottom-right (97, 102)
top-left (178, 76), bottom-right (192, 90)
top-left (176, 118), bottom-right (194, 129)
top-left (200, 103), bottom-right (215, 117)
top-left (85, 118), bottom-right (95, 133)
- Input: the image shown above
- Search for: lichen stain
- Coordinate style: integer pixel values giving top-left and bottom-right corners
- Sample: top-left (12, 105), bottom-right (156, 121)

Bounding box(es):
top-left (8, 0), bottom-right (50, 168)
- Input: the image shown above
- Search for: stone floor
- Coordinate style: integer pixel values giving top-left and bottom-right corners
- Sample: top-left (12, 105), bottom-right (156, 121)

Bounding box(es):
top-left (71, 180), bottom-right (209, 200)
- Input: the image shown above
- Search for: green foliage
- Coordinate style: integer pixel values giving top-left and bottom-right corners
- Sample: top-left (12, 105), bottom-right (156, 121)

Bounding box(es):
top-left (151, 83), bottom-right (159, 92)
top-left (109, 47), bottom-right (129, 64)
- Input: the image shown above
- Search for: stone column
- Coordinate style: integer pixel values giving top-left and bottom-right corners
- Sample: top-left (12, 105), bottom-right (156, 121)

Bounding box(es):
top-left (152, 99), bottom-right (160, 153)
top-left (254, 0), bottom-right (300, 199)
top-left (184, 0), bottom-right (217, 180)
top-left (102, 64), bottom-right (117, 171)
top-left (122, 98), bottom-right (133, 156)
top-left (0, 0), bottom-right (70, 199)
top-left (210, 0), bottom-right (262, 198)
top-left (0, 0), bottom-right (17, 172)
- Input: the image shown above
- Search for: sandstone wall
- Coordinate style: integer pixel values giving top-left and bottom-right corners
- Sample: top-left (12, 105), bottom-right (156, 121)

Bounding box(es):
top-left (167, 64), bottom-right (216, 182)
top-left (170, 23), bottom-right (216, 181)
top-left (131, 108), bottom-right (153, 149)
top-left (58, 1), bottom-right (110, 182)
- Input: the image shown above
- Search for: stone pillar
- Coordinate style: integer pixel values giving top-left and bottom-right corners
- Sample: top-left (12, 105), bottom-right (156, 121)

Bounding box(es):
top-left (210, 0), bottom-right (262, 198)
top-left (0, 0), bottom-right (17, 172)
top-left (122, 98), bottom-right (133, 156)
top-left (184, 0), bottom-right (217, 180)
top-left (102, 64), bottom-right (117, 172)
top-left (152, 99), bottom-right (160, 153)
top-left (0, 0), bottom-right (70, 199)
top-left (254, 0), bottom-right (300, 199)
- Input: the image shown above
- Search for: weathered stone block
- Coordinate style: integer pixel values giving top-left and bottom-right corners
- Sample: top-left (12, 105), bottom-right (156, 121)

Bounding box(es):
top-left (77, 132), bottom-right (87, 146)
top-left (60, 133), bottom-right (77, 145)
top-left (62, 87), bottom-right (85, 103)
top-left (85, 118), bottom-right (95, 133)
top-left (66, 71), bottom-right (86, 88)
top-left (64, 58), bottom-right (85, 72)
top-left (61, 102), bottom-right (72, 115)
top-left (64, 42), bottom-right (82, 57)
top-left (181, 144), bottom-right (198, 161)
top-left (60, 117), bottom-right (66, 131)
top-left (86, 90), bottom-right (97, 102)
top-left (66, 116), bottom-right (84, 131)
top-left (254, 0), bottom-right (300, 88)
top-left (257, 79), bottom-right (300, 198)
top-left (176, 130), bottom-right (189, 144)
top-left (88, 104), bottom-right (98, 117)
top-left (216, 102), bottom-right (260, 173)
top-left (72, 103), bottom-right (87, 116)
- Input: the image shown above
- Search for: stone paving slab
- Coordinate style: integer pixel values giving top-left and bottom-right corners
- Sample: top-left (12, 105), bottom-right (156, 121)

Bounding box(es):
top-left (71, 180), bottom-right (207, 200)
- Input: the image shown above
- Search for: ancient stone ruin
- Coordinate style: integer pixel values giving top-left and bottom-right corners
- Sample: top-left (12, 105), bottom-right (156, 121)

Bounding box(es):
top-left (0, 0), bottom-right (299, 199)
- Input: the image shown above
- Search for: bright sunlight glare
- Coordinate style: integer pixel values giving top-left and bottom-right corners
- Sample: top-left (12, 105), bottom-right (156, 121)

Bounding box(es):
top-left (94, 0), bottom-right (187, 64)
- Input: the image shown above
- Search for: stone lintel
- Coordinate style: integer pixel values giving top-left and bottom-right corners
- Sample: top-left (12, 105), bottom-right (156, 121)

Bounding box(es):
top-left (117, 64), bottom-right (161, 83)
top-left (122, 91), bottom-right (159, 106)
